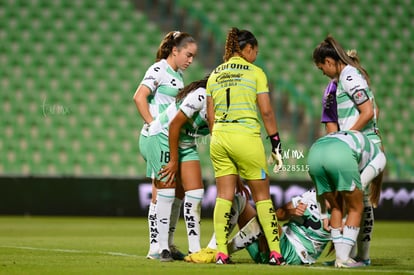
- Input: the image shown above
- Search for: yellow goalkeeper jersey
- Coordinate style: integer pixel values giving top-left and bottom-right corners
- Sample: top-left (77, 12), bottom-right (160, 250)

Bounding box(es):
top-left (206, 56), bottom-right (269, 136)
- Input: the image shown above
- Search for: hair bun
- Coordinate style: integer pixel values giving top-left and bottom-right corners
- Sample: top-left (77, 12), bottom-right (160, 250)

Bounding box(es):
top-left (347, 49), bottom-right (358, 58)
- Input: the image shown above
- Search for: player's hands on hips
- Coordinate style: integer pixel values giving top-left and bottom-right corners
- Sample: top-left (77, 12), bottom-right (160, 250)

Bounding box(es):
top-left (267, 132), bottom-right (283, 173)
top-left (142, 121), bottom-right (153, 132)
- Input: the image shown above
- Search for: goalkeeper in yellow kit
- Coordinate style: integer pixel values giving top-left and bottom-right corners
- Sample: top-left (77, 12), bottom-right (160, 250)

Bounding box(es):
top-left (206, 27), bottom-right (284, 265)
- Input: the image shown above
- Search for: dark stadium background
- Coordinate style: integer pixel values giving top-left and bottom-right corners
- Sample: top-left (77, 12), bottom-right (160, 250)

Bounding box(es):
top-left (1, 0), bottom-right (412, 220)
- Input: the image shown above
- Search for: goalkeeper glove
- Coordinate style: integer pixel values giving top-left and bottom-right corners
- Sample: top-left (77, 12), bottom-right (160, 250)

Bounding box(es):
top-left (267, 132), bottom-right (283, 173)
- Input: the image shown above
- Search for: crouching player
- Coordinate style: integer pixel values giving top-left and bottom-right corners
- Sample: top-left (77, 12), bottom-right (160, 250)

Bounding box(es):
top-left (185, 188), bottom-right (331, 265)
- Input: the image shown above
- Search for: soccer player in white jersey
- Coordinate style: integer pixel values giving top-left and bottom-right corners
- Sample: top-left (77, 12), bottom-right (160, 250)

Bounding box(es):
top-left (307, 130), bottom-right (386, 268)
top-left (132, 31), bottom-right (197, 261)
top-left (145, 76), bottom-right (209, 261)
top-left (314, 36), bottom-right (386, 266)
top-left (184, 186), bottom-right (332, 265)
top-left (313, 36), bottom-right (380, 145)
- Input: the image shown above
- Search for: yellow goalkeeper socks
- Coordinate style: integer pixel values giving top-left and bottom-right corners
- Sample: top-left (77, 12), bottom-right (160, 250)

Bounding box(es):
top-left (256, 199), bottom-right (281, 253)
top-left (213, 198), bottom-right (233, 255)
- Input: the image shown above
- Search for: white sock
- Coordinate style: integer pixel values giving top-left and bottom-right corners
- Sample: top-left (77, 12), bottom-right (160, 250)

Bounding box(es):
top-left (207, 233), bottom-right (217, 249)
top-left (228, 217), bottom-right (262, 254)
top-left (342, 225), bottom-right (360, 260)
top-left (360, 165), bottom-right (376, 191)
top-left (360, 152), bottom-right (386, 190)
top-left (184, 188), bottom-right (204, 253)
top-left (357, 194), bottom-right (374, 260)
top-left (156, 188), bottom-right (175, 251)
top-left (168, 197), bottom-right (182, 247)
top-left (331, 227), bottom-right (347, 261)
top-left (147, 202), bottom-right (159, 254)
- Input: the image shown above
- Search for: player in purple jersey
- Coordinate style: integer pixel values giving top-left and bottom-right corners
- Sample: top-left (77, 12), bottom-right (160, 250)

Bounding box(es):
top-left (320, 79), bottom-right (339, 133)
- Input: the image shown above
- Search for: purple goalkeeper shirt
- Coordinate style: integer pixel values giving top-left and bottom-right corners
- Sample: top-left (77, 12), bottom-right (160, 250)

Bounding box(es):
top-left (321, 80), bottom-right (338, 123)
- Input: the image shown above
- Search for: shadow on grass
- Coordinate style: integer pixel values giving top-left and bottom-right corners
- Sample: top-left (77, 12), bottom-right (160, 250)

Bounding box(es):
top-left (370, 257), bottom-right (398, 266)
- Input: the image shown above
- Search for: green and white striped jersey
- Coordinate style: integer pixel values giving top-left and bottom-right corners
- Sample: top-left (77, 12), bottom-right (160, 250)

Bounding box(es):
top-left (324, 130), bottom-right (382, 172)
top-left (148, 87), bottom-right (209, 149)
top-left (337, 65), bottom-right (378, 138)
top-left (139, 59), bottom-right (184, 121)
top-left (282, 189), bottom-right (331, 264)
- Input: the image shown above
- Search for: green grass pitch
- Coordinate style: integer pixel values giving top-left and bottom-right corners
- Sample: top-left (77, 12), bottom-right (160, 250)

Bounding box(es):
top-left (0, 216), bottom-right (413, 275)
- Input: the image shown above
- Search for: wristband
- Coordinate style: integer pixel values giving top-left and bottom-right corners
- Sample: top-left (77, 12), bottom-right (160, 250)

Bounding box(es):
top-left (268, 132), bottom-right (281, 153)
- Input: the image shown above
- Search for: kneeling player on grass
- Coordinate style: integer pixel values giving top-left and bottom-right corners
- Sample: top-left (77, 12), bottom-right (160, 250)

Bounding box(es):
top-left (185, 188), bottom-right (332, 265)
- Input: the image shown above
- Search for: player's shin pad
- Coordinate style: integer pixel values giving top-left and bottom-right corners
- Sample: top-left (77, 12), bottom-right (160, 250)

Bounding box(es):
top-left (228, 217), bottom-right (262, 254)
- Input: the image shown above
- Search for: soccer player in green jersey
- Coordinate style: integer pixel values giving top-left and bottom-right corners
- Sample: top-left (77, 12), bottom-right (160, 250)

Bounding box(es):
top-left (153, 76), bottom-right (210, 259)
top-left (313, 36), bottom-right (385, 266)
top-left (313, 36), bottom-right (382, 146)
top-left (307, 130), bottom-right (386, 268)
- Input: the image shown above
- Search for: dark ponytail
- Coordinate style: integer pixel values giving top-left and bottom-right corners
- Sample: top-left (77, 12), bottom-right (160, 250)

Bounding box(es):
top-left (156, 31), bottom-right (196, 61)
top-left (223, 27), bottom-right (257, 62)
top-left (313, 35), bottom-right (370, 84)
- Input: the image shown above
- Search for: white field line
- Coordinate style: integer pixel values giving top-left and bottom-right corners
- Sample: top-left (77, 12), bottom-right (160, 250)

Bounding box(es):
top-left (0, 245), bottom-right (142, 258)
top-left (1, 245), bottom-right (414, 274)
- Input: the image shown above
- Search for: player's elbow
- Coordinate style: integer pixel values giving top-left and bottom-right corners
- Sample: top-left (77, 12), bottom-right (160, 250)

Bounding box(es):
top-left (132, 92), bottom-right (139, 105)
top-left (132, 95), bottom-right (140, 110)
top-left (366, 108), bottom-right (375, 120)
top-left (133, 85), bottom-right (149, 102)
top-left (133, 92), bottom-right (146, 108)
